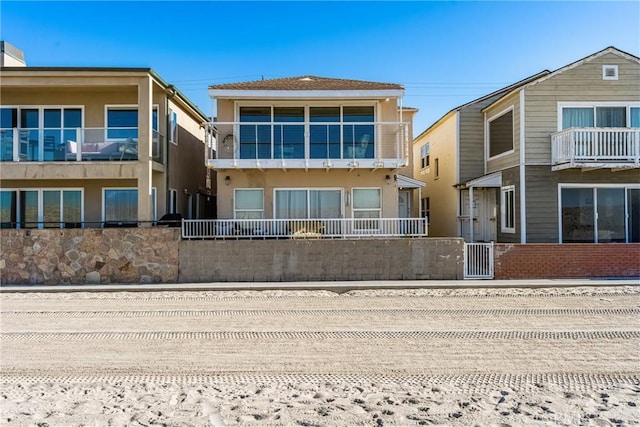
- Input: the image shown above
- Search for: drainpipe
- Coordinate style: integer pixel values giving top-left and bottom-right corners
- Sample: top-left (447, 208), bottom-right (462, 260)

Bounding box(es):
top-left (165, 85), bottom-right (176, 213)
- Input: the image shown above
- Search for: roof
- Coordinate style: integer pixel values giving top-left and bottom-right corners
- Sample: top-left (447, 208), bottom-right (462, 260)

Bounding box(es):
top-left (0, 66), bottom-right (209, 122)
top-left (414, 70), bottom-right (550, 141)
top-left (209, 75), bottom-right (404, 91)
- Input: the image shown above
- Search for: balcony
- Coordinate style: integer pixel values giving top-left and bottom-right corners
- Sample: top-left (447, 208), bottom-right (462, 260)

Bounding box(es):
top-left (0, 128), bottom-right (164, 163)
top-left (551, 128), bottom-right (640, 170)
top-left (207, 122), bottom-right (409, 170)
top-left (182, 217), bottom-right (427, 239)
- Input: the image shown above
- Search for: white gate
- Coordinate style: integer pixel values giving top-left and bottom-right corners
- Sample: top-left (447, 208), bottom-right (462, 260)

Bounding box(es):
top-left (464, 242), bottom-right (494, 279)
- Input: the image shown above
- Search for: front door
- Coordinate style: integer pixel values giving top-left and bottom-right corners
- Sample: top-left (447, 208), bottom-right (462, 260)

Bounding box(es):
top-left (464, 189), bottom-right (497, 242)
top-left (398, 190), bottom-right (411, 218)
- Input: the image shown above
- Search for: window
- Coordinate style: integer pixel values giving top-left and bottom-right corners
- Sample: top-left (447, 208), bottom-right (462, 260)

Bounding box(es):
top-left (488, 109), bottom-right (514, 158)
top-left (561, 104), bottom-right (639, 129)
top-left (169, 109), bottom-right (178, 145)
top-left (420, 144), bottom-right (430, 169)
top-left (238, 105), bottom-right (375, 160)
top-left (274, 189), bottom-right (341, 219)
top-left (434, 158), bottom-right (439, 178)
top-left (602, 65), bottom-right (618, 80)
top-left (560, 186), bottom-right (639, 243)
top-left (421, 197), bottom-right (430, 222)
top-left (234, 189), bottom-right (264, 219)
top-left (107, 106), bottom-right (158, 140)
top-left (103, 189), bottom-right (137, 224)
top-left (501, 186), bottom-right (516, 233)
top-left (0, 189), bottom-right (82, 229)
top-left (352, 188), bottom-right (381, 230)
top-left (169, 189), bottom-right (178, 214)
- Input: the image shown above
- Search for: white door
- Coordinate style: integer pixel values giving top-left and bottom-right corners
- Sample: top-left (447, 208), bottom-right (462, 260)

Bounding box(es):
top-left (477, 190), bottom-right (497, 242)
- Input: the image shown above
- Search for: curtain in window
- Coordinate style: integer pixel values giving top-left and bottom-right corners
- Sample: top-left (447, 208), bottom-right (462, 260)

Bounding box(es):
top-left (309, 190), bottom-right (341, 218)
top-left (596, 107), bottom-right (626, 128)
top-left (105, 189), bottom-right (137, 222)
top-left (562, 108), bottom-right (594, 129)
top-left (630, 108), bottom-right (640, 128)
top-left (234, 189), bottom-right (263, 219)
top-left (275, 190), bottom-right (307, 219)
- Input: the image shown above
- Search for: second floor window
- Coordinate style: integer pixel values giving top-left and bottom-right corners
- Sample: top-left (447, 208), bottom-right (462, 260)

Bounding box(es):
top-left (488, 109), bottom-right (514, 158)
top-left (106, 107), bottom-right (159, 140)
top-left (238, 105), bottom-right (375, 160)
top-left (420, 143), bottom-right (430, 169)
top-left (562, 105), bottom-right (640, 129)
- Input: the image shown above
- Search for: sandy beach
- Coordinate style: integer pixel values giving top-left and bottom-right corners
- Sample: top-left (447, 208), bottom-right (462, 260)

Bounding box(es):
top-left (1, 284), bottom-right (639, 426)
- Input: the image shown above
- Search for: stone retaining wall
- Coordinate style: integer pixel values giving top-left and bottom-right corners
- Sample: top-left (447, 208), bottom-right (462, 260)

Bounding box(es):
top-left (0, 228), bottom-right (180, 285)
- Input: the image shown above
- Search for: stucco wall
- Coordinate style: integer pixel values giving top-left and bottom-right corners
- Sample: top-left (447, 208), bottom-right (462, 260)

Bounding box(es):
top-left (179, 238), bottom-right (464, 282)
top-left (0, 228), bottom-right (179, 285)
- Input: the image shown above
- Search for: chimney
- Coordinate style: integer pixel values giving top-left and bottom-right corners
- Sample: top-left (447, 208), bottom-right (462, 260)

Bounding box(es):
top-left (1, 41), bottom-right (26, 67)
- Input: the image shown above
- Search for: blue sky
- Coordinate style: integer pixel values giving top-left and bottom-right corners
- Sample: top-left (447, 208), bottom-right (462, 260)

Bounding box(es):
top-left (2, 1), bottom-right (639, 135)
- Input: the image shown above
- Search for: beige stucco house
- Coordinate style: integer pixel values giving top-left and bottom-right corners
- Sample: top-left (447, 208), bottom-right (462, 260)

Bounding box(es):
top-left (203, 75), bottom-right (425, 238)
top-left (0, 42), bottom-right (212, 228)
top-left (414, 46), bottom-right (639, 244)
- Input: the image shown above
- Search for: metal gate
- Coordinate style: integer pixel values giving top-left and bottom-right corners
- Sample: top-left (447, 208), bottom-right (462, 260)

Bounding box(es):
top-left (464, 242), bottom-right (494, 279)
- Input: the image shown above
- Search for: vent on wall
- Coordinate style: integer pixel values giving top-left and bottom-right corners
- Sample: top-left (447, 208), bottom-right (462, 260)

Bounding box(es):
top-left (603, 65), bottom-right (618, 80)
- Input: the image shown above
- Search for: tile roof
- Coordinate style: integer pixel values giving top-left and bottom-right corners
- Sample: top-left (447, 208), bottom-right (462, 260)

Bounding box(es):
top-left (209, 75), bottom-right (404, 91)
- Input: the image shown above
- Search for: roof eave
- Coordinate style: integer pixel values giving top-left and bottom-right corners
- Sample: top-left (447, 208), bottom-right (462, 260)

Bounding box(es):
top-left (208, 89), bottom-right (405, 99)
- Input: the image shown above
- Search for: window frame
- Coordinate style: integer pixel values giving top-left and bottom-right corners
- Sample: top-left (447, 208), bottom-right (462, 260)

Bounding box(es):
top-left (234, 188), bottom-right (264, 219)
top-left (557, 183), bottom-right (640, 243)
top-left (500, 185), bottom-right (516, 234)
top-left (602, 65), bottom-right (618, 80)
top-left (557, 102), bottom-right (640, 131)
top-left (105, 104), bottom-right (159, 141)
top-left (169, 188), bottom-right (178, 214)
top-left (420, 143), bottom-right (430, 170)
top-left (102, 187), bottom-right (138, 225)
top-left (169, 108), bottom-right (178, 145)
top-left (486, 106), bottom-right (515, 160)
top-left (0, 187), bottom-right (84, 229)
top-left (273, 188), bottom-right (343, 219)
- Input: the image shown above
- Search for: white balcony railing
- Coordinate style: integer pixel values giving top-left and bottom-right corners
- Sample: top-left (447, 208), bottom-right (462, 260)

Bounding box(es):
top-left (551, 127), bottom-right (640, 170)
top-left (0, 128), bottom-right (164, 163)
top-left (207, 121), bottom-right (409, 170)
top-left (182, 218), bottom-right (427, 239)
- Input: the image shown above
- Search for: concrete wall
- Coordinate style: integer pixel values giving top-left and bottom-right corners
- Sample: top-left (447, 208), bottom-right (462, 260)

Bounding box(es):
top-left (0, 228), bottom-right (179, 285)
top-left (494, 243), bottom-right (640, 279)
top-left (179, 238), bottom-right (464, 282)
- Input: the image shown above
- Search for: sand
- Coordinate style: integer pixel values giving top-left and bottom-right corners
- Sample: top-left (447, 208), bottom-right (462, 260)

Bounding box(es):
top-left (1, 285), bottom-right (639, 426)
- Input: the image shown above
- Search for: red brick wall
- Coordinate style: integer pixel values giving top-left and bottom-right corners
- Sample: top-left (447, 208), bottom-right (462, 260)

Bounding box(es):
top-left (494, 243), bottom-right (640, 279)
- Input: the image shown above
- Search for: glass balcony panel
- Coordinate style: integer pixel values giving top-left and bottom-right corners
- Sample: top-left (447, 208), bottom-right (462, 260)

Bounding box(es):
top-left (1, 129), bottom-right (13, 161)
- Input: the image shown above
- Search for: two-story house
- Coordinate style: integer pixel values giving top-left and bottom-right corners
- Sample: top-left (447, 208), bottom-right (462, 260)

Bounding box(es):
top-left (201, 75), bottom-right (426, 238)
top-left (0, 42), bottom-right (212, 229)
top-left (415, 46), bottom-right (639, 244)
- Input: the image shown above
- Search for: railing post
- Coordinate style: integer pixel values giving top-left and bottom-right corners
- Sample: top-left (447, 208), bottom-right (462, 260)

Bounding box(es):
top-left (12, 128), bottom-right (19, 161)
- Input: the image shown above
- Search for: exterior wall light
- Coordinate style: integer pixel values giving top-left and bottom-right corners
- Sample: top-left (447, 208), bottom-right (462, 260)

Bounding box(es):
top-left (385, 175), bottom-right (392, 185)
top-left (224, 176), bottom-right (230, 186)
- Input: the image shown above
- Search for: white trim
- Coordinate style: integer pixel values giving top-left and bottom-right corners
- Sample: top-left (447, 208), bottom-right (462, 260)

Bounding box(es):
top-left (519, 89), bottom-right (527, 243)
top-left (169, 108), bottom-right (178, 145)
top-left (466, 171), bottom-right (502, 188)
top-left (602, 64), bottom-right (619, 80)
top-left (351, 187), bottom-right (382, 219)
top-left (500, 185), bottom-right (516, 234)
top-left (210, 89), bottom-right (404, 99)
top-left (455, 111), bottom-right (460, 186)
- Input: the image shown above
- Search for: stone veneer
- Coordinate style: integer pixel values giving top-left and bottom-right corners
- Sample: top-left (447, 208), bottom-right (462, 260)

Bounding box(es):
top-left (0, 228), bottom-right (180, 285)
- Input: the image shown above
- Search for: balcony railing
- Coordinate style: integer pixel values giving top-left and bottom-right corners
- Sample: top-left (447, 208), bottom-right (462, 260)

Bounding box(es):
top-left (0, 128), bottom-right (164, 163)
top-left (182, 218), bottom-right (428, 239)
top-left (551, 127), bottom-right (640, 170)
top-left (207, 121), bottom-right (409, 170)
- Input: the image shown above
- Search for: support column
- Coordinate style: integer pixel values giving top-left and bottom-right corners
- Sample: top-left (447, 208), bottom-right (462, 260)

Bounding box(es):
top-left (469, 186), bottom-right (474, 243)
top-left (137, 76), bottom-right (153, 225)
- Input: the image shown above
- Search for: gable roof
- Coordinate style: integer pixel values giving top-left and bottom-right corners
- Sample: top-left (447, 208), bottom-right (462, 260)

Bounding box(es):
top-left (414, 70), bottom-right (550, 141)
top-left (209, 75), bottom-right (404, 91)
top-left (482, 46), bottom-right (640, 112)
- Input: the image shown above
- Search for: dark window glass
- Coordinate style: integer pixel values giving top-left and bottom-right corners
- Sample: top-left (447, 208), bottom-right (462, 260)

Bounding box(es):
top-left (310, 107), bottom-right (340, 159)
top-left (64, 109), bottom-right (82, 128)
top-left (0, 108), bottom-right (17, 128)
top-left (20, 109), bottom-right (39, 128)
top-left (274, 107), bottom-right (304, 159)
top-left (562, 188), bottom-right (594, 243)
top-left (239, 107), bottom-right (271, 159)
top-left (343, 106), bottom-right (374, 159)
top-left (489, 111), bottom-right (513, 157)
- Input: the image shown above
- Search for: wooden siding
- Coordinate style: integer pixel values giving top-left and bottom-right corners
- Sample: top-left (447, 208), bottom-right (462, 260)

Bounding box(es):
top-left (458, 105), bottom-right (486, 182)
top-left (497, 166), bottom-right (521, 243)
top-left (525, 166), bottom-right (640, 243)
top-left (486, 91), bottom-right (520, 173)
top-left (524, 52), bottom-right (640, 164)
